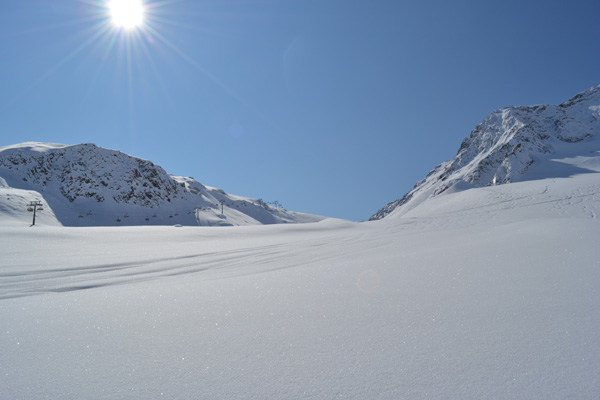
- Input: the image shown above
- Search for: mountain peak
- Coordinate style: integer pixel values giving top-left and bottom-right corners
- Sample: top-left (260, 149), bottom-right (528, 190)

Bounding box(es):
top-left (370, 85), bottom-right (600, 220)
top-left (0, 142), bottom-right (324, 226)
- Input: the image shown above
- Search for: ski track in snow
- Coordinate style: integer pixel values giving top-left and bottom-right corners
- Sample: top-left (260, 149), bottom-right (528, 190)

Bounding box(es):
top-left (0, 227), bottom-right (374, 300)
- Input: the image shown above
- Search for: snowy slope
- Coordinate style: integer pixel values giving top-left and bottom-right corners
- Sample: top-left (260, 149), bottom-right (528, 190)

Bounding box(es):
top-left (1, 168), bottom-right (598, 399)
top-left (371, 85), bottom-right (600, 220)
top-left (0, 142), bottom-right (324, 226)
top-left (1, 87), bottom-right (599, 399)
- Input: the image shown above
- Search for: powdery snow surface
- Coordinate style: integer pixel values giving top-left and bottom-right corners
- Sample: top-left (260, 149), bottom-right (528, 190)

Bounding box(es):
top-left (1, 168), bottom-right (599, 399)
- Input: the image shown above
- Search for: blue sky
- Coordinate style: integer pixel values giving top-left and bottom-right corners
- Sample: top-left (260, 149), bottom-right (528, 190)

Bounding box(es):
top-left (1, 0), bottom-right (599, 221)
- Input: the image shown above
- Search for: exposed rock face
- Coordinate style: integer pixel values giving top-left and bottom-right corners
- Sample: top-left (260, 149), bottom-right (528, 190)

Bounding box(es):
top-left (0, 144), bottom-right (183, 206)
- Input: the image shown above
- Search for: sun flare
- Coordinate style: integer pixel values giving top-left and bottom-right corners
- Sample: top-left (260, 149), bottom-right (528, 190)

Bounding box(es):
top-left (109, 0), bottom-right (144, 30)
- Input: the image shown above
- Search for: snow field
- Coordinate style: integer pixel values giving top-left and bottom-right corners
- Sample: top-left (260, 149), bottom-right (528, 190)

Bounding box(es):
top-left (1, 172), bottom-right (599, 399)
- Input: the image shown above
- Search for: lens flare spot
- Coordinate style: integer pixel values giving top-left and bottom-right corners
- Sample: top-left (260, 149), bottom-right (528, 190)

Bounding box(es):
top-left (229, 124), bottom-right (244, 139)
top-left (357, 269), bottom-right (381, 294)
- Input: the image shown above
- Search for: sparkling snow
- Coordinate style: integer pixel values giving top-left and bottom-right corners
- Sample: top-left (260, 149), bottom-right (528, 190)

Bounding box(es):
top-left (1, 168), bottom-right (599, 399)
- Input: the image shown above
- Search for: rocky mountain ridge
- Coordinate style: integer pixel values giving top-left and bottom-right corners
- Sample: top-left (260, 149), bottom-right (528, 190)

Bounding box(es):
top-left (0, 142), bottom-right (324, 226)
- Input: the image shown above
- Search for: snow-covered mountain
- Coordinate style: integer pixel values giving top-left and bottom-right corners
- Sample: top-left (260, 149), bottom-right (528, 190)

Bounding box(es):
top-left (371, 85), bottom-right (600, 220)
top-left (0, 142), bottom-right (324, 226)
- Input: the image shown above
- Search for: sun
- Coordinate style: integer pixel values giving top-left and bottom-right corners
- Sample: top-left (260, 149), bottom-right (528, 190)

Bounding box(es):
top-left (109, 0), bottom-right (144, 30)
